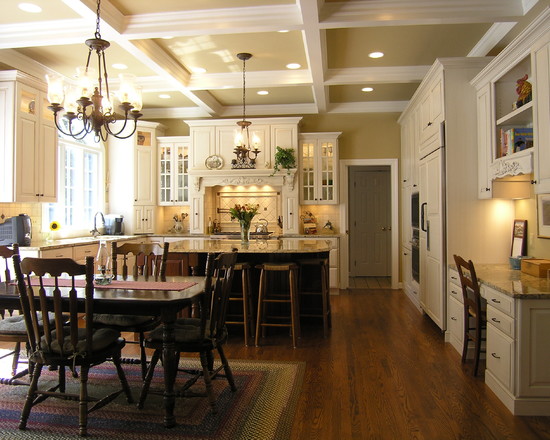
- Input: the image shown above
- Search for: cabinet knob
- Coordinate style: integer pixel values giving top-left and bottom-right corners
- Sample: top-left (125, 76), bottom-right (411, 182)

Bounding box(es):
top-left (531, 179), bottom-right (537, 184)
top-left (427, 122), bottom-right (432, 127)
top-left (491, 317), bottom-right (501, 324)
top-left (491, 298), bottom-right (501, 304)
top-left (491, 353), bottom-right (501, 359)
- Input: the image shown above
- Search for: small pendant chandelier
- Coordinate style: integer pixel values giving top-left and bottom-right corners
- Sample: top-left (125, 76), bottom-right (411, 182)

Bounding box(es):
top-left (232, 52), bottom-right (261, 169)
top-left (46, 0), bottom-right (142, 142)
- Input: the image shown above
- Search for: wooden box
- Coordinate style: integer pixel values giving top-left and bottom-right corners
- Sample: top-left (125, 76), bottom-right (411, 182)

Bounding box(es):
top-left (521, 258), bottom-right (550, 277)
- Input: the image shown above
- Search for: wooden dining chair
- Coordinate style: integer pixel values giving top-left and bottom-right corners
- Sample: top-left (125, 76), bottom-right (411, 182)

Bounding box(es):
top-left (453, 254), bottom-right (486, 376)
top-left (0, 243), bottom-right (30, 381)
top-left (93, 241), bottom-right (169, 379)
top-left (12, 255), bottom-right (133, 437)
top-left (138, 252), bottom-right (238, 413)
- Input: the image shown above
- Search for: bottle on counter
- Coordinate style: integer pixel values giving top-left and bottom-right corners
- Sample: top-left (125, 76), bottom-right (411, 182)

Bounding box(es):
top-left (95, 240), bottom-right (111, 285)
top-left (207, 217), bottom-right (213, 234)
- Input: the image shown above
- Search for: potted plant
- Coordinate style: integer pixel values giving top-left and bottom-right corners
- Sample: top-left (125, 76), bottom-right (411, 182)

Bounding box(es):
top-left (271, 146), bottom-right (296, 175)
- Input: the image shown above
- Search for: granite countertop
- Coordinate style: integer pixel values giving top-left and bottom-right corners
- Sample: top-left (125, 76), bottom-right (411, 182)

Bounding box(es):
top-left (450, 263), bottom-right (550, 299)
top-left (168, 238), bottom-right (332, 253)
top-left (22, 235), bottom-right (141, 251)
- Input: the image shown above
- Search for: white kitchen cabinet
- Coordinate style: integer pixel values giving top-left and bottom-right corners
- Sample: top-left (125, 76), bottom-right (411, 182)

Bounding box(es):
top-left (0, 70), bottom-right (58, 203)
top-left (533, 39), bottom-right (550, 193)
top-left (471, 10), bottom-right (550, 196)
top-left (108, 121), bottom-right (165, 234)
top-left (446, 268), bottom-right (464, 353)
top-left (399, 57), bottom-right (497, 331)
top-left (418, 74), bottom-right (444, 151)
top-left (186, 117), bottom-right (300, 172)
top-left (73, 243), bottom-right (99, 264)
top-left (133, 205), bottom-right (156, 234)
top-left (158, 136), bottom-right (189, 205)
top-left (299, 132), bottom-right (341, 205)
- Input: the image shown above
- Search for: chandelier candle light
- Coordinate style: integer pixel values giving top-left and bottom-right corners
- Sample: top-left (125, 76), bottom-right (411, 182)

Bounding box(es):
top-left (46, 0), bottom-right (142, 142)
top-left (232, 53), bottom-right (261, 169)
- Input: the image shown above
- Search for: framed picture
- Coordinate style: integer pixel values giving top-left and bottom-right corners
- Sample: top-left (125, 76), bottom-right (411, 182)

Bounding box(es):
top-left (511, 219), bottom-right (527, 256)
top-left (537, 194), bottom-right (550, 238)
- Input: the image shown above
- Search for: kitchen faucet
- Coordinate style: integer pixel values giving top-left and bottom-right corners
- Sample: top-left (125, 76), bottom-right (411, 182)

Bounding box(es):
top-left (90, 212), bottom-right (106, 237)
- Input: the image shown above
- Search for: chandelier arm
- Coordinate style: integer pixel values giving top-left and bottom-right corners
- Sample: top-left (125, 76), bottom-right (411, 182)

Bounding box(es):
top-left (104, 118), bottom-right (138, 139)
top-left (101, 51), bottom-right (110, 101)
top-left (68, 115), bottom-right (91, 140)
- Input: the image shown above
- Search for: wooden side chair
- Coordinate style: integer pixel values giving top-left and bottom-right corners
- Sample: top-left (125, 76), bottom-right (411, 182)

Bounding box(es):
top-left (453, 254), bottom-right (486, 376)
top-left (93, 241), bottom-right (169, 379)
top-left (138, 252), bottom-right (238, 414)
top-left (12, 255), bottom-right (133, 437)
top-left (0, 243), bottom-right (30, 381)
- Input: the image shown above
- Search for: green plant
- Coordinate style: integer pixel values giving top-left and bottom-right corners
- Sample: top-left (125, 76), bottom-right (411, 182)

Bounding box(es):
top-left (272, 146), bottom-right (296, 175)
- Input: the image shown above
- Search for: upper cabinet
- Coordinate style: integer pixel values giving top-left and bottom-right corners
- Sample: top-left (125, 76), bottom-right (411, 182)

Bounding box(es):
top-left (471, 8), bottom-right (550, 197)
top-left (185, 117), bottom-right (301, 172)
top-left (108, 121), bottom-right (165, 234)
top-left (299, 132), bottom-right (341, 205)
top-left (157, 136), bottom-right (189, 206)
top-left (0, 70), bottom-right (58, 203)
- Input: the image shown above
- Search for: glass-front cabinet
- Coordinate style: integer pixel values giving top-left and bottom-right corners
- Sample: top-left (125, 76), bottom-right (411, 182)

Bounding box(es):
top-left (158, 136), bottom-right (189, 206)
top-left (299, 133), bottom-right (341, 205)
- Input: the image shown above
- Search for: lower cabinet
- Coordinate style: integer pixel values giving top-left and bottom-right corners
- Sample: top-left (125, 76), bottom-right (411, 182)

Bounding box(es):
top-left (486, 323), bottom-right (514, 391)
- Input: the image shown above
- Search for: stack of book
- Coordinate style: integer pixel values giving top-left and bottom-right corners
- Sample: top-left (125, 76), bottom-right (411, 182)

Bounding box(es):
top-left (499, 127), bottom-right (533, 157)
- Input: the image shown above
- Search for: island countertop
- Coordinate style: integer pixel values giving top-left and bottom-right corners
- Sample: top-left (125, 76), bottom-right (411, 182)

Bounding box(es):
top-left (450, 263), bottom-right (550, 299)
top-left (168, 238), bottom-right (332, 253)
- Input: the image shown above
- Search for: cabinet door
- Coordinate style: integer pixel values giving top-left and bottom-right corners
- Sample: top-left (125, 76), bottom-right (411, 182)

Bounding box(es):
top-left (447, 295), bottom-right (464, 353)
top-left (318, 139), bottom-right (337, 204)
top-left (477, 84), bottom-right (493, 198)
top-left (135, 144), bottom-right (155, 205)
top-left (419, 75), bottom-right (444, 147)
top-left (533, 41), bottom-right (550, 193)
top-left (486, 323), bottom-right (514, 391)
top-left (301, 139), bottom-right (316, 203)
top-left (39, 120), bottom-right (58, 202)
top-left (174, 142), bottom-right (189, 203)
top-left (16, 113), bottom-right (39, 201)
top-left (190, 126), bottom-right (214, 169)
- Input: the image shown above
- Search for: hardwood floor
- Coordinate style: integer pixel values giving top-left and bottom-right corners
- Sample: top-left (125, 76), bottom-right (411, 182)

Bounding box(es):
top-left (348, 276), bottom-right (391, 289)
top-left (2, 288), bottom-right (550, 439)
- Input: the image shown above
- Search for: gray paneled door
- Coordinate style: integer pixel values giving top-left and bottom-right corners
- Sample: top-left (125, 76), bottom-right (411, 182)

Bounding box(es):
top-left (349, 167), bottom-right (391, 277)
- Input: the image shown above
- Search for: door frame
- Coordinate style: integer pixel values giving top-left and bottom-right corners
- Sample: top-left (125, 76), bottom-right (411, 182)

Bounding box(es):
top-left (339, 159), bottom-right (399, 290)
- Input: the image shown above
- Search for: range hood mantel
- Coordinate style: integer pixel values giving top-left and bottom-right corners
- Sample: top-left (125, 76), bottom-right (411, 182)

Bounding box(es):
top-left (189, 169), bottom-right (297, 192)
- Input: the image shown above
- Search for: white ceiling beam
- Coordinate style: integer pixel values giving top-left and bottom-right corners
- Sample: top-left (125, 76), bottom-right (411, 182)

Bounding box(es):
top-left (298, 0), bottom-right (328, 113)
top-left (122, 5), bottom-right (303, 40)
top-left (320, 0), bottom-right (524, 28)
top-left (468, 22), bottom-right (518, 56)
top-left (221, 103), bottom-right (319, 117)
top-left (325, 66), bottom-right (430, 85)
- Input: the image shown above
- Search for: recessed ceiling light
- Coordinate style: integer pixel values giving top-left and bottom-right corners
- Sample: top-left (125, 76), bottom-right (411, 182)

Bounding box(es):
top-left (18, 3), bottom-right (42, 13)
top-left (190, 67), bottom-right (207, 74)
top-left (158, 94), bottom-right (171, 99)
top-left (278, 30), bottom-right (289, 33)
top-left (112, 63), bottom-right (128, 70)
top-left (161, 36), bottom-right (173, 40)
top-left (362, 87), bottom-right (374, 92)
top-left (286, 63), bottom-right (301, 70)
top-left (369, 51), bottom-right (384, 59)
top-left (257, 90), bottom-right (269, 95)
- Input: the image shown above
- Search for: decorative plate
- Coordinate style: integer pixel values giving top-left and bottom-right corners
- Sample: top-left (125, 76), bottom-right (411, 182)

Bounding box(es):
top-left (205, 154), bottom-right (224, 170)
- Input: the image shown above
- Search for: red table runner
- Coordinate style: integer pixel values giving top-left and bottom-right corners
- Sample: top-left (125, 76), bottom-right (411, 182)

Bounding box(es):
top-left (24, 278), bottom-right (197, 291)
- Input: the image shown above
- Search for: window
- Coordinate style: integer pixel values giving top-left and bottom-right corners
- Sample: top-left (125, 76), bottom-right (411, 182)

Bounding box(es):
top-left (43, 133), bottom-right (105, 234)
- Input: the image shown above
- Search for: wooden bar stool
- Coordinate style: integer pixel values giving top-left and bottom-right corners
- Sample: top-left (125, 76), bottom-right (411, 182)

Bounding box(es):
top-left (226, 262), bottom-right (255, 346)
top-left (255, 262), bottom-right (300, 348)
top-left (297, 258), bottom-right (331, 337)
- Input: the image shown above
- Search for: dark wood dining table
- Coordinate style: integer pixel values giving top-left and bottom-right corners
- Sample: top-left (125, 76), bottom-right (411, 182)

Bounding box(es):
top-left (0, 275), bottom-right (206, 428)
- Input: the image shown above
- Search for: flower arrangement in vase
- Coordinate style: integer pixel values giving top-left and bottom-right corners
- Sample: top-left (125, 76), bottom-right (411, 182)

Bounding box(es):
top-left (229, 203), bottom-right (259, 243)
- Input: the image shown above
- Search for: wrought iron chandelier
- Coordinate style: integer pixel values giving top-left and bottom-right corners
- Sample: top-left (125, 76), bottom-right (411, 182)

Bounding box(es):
top-left (231, 52), bottom-right (260, 169)
top-left (46, 0), bottom-right (142, 142)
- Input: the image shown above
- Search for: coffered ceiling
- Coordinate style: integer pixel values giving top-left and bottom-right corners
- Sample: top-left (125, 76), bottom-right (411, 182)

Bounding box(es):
top-left (0, 0), bottom-right (545, 120)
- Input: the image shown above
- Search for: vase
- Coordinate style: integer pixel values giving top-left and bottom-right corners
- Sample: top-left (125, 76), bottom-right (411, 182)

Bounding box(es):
top-left (239, 220), bottom-right (251, 243)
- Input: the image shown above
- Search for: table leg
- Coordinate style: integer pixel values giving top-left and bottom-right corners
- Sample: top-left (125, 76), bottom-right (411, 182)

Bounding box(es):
top-left (160, 309), bottom-right (177, 428)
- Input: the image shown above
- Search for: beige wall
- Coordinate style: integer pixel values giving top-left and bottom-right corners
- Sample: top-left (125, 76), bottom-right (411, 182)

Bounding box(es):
top-left (300, 113), bottom-right (402, 160)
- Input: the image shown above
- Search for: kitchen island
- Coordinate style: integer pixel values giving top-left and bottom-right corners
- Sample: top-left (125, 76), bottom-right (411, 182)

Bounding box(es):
top-left (448, 263), bottom-right (550, 415)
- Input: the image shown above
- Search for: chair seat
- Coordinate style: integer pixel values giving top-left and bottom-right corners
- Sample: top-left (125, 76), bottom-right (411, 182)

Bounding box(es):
top-left (93, 314), bottom-right (159, 329)
top-left (0, 315), bottom-right (27, 334)
top-left (146, 320), bottom-right (225, 350)
top-left (39, 327), bottom-right (122, 356)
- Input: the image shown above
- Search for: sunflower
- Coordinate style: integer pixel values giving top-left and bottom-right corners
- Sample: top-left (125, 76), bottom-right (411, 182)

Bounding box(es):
top-left (49, 221), bottom-right (60, 231)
